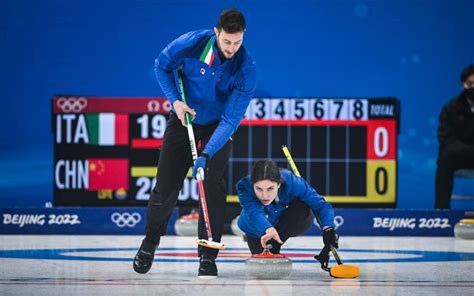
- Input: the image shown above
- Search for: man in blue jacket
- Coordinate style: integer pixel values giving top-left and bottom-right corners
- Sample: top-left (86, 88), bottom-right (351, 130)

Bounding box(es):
top-left (237, 160), bottom-right (338, 266)
top-left (133, 8), bottom-right (257, 278)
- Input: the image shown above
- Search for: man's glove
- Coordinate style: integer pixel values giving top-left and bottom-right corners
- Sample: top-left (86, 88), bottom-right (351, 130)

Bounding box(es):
top-left (323, 227), bottom-right (339, 249)
top-left (192, 153), bottom-right (209, 179)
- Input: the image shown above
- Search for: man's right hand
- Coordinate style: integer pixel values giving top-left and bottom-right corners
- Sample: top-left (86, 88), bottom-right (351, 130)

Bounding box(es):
top-left (173, 100), bottom-right (196, 127)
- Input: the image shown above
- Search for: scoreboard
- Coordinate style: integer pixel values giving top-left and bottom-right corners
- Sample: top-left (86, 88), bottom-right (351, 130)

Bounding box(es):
top-left (53, 96), bottom-right (399, 207)
top-left (234, 97), bottom-right (400, 207)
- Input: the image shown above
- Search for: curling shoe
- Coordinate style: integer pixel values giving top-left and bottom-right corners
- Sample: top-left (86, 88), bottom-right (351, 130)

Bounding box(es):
top-left (133, 239), bottom-right (157, 274)
top-left (198, 253), bottom-right (218, 279)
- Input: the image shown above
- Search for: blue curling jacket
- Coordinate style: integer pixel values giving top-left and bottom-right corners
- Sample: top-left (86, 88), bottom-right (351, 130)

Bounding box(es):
top-left (237, 169), bottom-right (335, 238)
top-left (154, 30), bottom-right (257, 158)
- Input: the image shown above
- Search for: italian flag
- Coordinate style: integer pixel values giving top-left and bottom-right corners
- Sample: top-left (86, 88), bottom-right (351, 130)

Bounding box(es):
top-left (199, 36), bottom-right (215, 67)
top-left (88, 158), bottom-right (129, 190)
top-left (86, 113), bottom-right (129, 145)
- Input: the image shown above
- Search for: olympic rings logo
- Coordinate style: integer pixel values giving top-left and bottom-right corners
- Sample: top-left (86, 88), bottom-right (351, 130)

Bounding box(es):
top-left (147, 100), bottom-right (161, 112)
top-left (162, 100), bottom-right (172, 112)
top-left (313, 215), bottom-right (344, 230)
top-left (147, 100), bottom-right (172, 113)
top-left (333, 216), bottom-right (344, 230)
top-left (111, 212), bottom-right (142, 227)
top-left (56, 97), bottom-right (88, 113)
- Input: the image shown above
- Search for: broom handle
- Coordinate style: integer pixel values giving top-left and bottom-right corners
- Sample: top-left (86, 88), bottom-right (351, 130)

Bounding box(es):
top-left (177, 68), bottom-right (214, 241)
top-left (281, 145), bottom-right (343, 265)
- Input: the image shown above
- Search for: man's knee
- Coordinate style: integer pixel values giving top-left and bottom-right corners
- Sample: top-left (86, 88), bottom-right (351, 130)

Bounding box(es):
top-left (148, 186), bottom-right (179, 206)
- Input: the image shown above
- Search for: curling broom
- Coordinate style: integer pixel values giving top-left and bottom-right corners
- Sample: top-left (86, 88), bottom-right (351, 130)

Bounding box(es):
top-left (281, 145), bottom-right (360, 278)
top-left (177, 68), bottom-right (224, 250)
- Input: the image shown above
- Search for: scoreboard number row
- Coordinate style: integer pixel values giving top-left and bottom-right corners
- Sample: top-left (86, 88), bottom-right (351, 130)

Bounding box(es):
top-left (245, 99), bottom-right (369, 120)
top-left (326, 160), bottom-right (395, 203)
top-left (134, 176), bottom-right (199, 202)
top-left (136, 114), bottom-right (167, 139)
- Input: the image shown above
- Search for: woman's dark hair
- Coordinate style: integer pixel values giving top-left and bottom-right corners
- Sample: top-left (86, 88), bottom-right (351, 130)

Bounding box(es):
top-left (216, 8), bottom-right (246, 33)
top-left (460, 64), bottom-right (474, 83)
top-left (250, 160), bottom-right (281, 184)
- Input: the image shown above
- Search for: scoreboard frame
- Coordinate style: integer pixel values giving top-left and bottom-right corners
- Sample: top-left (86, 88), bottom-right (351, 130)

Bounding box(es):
top-left (52, 95), bottom-right (400, 208)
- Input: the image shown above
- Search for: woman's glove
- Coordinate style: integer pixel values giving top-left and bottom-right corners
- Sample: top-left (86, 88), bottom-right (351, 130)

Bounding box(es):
top-left (323, 227), bottom-right (339, 249)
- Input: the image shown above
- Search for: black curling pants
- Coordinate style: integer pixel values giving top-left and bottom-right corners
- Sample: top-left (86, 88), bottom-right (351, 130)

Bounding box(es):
top-left (144, 113), bottom-right (232, 258)
top-left (246, 199), bottom-right (313, 254)
top-left (435, 144), bottom-right (474, 209)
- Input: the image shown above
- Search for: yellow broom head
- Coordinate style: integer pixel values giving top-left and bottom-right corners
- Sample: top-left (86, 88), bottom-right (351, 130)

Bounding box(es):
top-left (330, 264), bottom-right (361, 278)
top-left (195, 239), bottom-right (225, 249)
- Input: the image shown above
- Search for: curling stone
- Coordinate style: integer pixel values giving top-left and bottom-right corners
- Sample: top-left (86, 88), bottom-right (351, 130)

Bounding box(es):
top-left (174, 211), bottom-right (199, 236)
top-left (454, 219), bottom-right (474, 240)
top-left (245, 249), bottom-right (292, 280)
top-left (231, 216), bottom-right (246, 237)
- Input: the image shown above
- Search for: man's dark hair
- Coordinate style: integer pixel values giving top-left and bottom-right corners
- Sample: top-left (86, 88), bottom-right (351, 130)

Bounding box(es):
top-left (251, 160), bottom-right (281, 184)
top-left (216, 8), bottom-right (246, 33)
top-left (460, 64), bottom-right (474, 82)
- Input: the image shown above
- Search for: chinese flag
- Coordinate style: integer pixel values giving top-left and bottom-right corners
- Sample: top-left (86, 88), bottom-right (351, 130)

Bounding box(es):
top-left (88, 159), bottom-right (129, 190)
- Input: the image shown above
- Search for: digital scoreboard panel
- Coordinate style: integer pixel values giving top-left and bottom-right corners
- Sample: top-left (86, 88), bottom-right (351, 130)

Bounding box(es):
top-left (53, 96), bottom-right (399, 207)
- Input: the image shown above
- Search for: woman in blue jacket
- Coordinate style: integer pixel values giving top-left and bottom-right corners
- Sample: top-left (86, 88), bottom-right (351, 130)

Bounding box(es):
top-left (237, 160), bottom-right (338, 257)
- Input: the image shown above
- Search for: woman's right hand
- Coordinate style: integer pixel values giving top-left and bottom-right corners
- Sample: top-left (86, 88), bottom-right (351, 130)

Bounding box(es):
top-left (260, 227), bottom-right (283, 248)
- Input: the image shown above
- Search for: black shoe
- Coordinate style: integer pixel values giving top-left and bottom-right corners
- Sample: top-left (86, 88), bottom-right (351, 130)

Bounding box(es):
top-left (133, 239), bottom-right (157, 274)
top-left (198, 254), bottom-right (218, 278)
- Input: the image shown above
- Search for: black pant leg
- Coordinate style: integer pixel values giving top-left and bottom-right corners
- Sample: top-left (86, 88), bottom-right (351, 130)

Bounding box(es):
top-left (145, 114), bottom-right (193, 245)
top-left (275, 199), bottom-right (313, 241)
top-left (245, 199), bottom-right (313, 255)
top-left (435, 145), bottom-right (474, 209)
top-left (435, 151), bottom-right (456, 209)
top-left (246, 235), bottom-right (263, 254)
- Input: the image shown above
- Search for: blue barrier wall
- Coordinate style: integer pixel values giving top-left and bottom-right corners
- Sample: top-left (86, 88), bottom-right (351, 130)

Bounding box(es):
top-left (0, 207), bottom-right (465, 236)
top-left (0, 0), bottom-right (473, 208)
